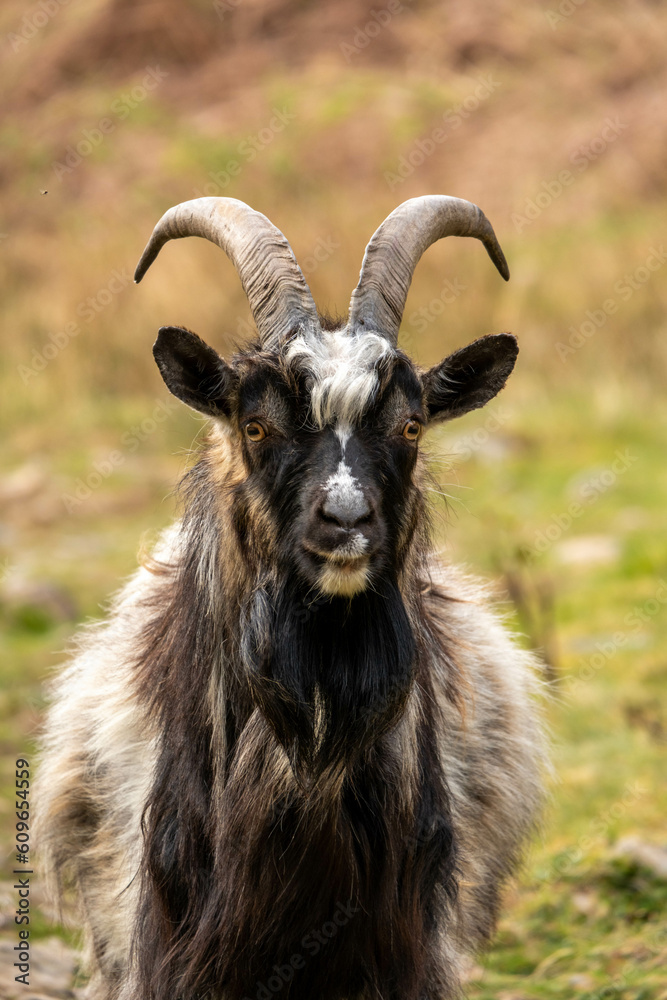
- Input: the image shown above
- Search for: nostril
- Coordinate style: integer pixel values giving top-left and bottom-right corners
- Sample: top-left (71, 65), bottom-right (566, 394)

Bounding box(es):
top-left (320, 509), bottom-right (342, 526)
top-left (319, 500), bottom-right (374, 530)
top-left (355, 510), bottom-right (374, 526)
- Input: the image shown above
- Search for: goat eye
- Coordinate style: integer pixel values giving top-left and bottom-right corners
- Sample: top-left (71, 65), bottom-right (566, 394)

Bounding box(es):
top-left (402, 419), bottom-right (422, 441)
top-left (245, 421), bottom-right (267, 442)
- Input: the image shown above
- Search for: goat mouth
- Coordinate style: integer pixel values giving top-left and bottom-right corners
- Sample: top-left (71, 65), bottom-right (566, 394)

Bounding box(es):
top-left (329, 556), bottom-right (369, 573)
top-left (302, 543), bottom-right (371, 567)
top-left (301, 544), bottom-right (371, 596)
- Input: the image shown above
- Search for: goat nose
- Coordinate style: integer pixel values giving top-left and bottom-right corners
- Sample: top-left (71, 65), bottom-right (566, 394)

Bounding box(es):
top-left (321, 491), bottom-right (372, 529)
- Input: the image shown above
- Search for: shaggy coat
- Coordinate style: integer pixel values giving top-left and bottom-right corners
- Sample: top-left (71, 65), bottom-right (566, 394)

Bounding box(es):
top-left (35, 195), bottom-right (546, 1000)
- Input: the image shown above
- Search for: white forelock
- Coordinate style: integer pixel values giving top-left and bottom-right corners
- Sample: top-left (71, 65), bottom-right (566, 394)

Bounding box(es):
top-left (285, 327), bottom-right (391, 427)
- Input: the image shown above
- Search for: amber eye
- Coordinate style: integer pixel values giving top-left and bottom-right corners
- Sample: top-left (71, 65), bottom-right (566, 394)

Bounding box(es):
top-left (245, 421), bottom-right (267, 442)
top-left (402, 419), bottom-right (422, 441)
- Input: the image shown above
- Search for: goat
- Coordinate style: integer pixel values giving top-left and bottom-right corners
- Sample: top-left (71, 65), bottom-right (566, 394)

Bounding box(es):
top-left (35, 195), bottom-right (546, 1000)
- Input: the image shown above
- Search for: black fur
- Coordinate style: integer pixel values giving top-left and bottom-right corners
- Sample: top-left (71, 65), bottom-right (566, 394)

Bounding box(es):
top-left (153, 325), bottom-right (237, 417)
top-left (132, 452), bottom-right (459, 1000)
top-left (423, 333), bottom-right (518, 421)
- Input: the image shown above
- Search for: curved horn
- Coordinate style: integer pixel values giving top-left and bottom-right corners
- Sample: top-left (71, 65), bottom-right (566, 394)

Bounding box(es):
top-left (348, 196), bottom-right (510, 346)
top-left (134, 197), bottom-right (319, 350)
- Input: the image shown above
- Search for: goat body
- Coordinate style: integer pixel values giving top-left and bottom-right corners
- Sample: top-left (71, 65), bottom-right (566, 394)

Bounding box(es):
top-left (36, 196), bottom-right (546, 1000)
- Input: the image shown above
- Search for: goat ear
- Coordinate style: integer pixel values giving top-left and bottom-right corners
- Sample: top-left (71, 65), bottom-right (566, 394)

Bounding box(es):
top-left (422, 333), bottom-right (518, 423)
top-left (153, 326), bottom-right (235, 418)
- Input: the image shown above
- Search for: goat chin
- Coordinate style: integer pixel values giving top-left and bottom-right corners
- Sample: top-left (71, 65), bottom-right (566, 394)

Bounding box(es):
top-left (317, 556), bottom-right (370, 596)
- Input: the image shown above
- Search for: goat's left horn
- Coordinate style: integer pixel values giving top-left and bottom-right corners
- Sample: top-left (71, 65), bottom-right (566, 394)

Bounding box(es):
top-left (134, 197), bottom-right (319, 350)
top-left (348, 196), bottom-right (510, 347)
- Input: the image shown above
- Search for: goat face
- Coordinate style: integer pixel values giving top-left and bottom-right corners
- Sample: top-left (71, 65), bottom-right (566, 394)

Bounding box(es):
top-left (153, 323), bottom-right (518, 600)
top-left (137, 196), bottom-right (516, 601)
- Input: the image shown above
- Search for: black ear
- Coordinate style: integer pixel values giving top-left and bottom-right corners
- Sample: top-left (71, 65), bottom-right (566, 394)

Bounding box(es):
top-left (422, 333), bottom-right (518, 423)
top-left (153, 326), bottom-right (234, 417)
top-left (153, 326), bottom-right (236, 418)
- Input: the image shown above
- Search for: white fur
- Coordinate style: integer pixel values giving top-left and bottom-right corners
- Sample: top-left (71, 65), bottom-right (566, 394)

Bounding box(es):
top-left (327, 532), bottom-right (368, 560)
top-left (33, 527), bottom-right (182, 983)
top-left (324, 461), bottom-right (365, 517)
top-left (318, 559), bottom-right (370, 597)
top-left (335, 423), bottom-right (352, 453)
top-left (286, 327), bottom-right (391, 427)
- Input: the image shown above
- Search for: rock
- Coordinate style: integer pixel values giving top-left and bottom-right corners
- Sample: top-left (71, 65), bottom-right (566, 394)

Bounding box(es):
top-left (554, 534), bottom-right (620, 566)
top-left (569, 973), bottom-right (595, 990)
top-left (0, 935), bottom-right (80, 999)
top-left (614, 836), bottom-right (667, 879)
top-left (571, 889), bottom-right (600, 917)
top-left (0, 574), bottom-right (78, 623)
top-left (0, 465), bottom-right (48, 505)
top-left (0, 463), bottom-right (62, 526)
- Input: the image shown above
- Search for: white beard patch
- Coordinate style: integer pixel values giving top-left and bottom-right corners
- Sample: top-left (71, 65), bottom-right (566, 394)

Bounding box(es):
top-left (318, 559), bottom-right (370, 597)
top-left (329, 531), bottom-right (368, 560)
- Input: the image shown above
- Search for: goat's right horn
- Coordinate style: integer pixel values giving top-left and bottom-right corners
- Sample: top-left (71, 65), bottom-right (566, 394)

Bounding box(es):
top-left (348, 196), bottom-right (510, 347)
top-left (134, 197), bottom-right (319, 351)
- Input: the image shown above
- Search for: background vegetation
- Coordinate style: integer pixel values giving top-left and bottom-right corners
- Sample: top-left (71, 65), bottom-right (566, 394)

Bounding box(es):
top-left (0, 0), bottom-right (665, 996)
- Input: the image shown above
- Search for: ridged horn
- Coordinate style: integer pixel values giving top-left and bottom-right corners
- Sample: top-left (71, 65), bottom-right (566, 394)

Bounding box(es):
top-left (348, 196), bottom-right (510, 346)
top-left (134, 197), bottom-right (319, 350)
